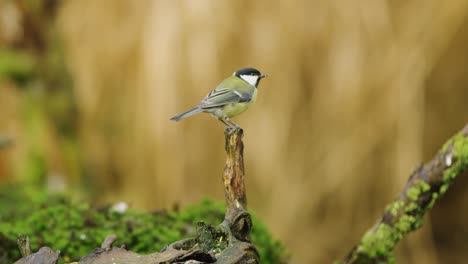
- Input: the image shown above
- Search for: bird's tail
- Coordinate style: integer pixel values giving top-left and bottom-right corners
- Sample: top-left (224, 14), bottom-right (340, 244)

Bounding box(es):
top-left (170, 107), bottom-right (203, 121)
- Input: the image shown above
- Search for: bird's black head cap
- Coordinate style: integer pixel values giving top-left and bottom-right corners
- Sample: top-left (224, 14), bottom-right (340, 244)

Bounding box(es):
top-left (234, 68), bottom-right (261, 77)
top-left (233, 67), bottom-right (268, 87)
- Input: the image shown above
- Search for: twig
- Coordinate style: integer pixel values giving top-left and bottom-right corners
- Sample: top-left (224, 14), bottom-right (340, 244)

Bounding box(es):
top-left (17, 235), bottom-right (32, 257)
top-left (100, 234), bottom-right (117, 249)
top-left (344, 124), bottom-right (468, 263)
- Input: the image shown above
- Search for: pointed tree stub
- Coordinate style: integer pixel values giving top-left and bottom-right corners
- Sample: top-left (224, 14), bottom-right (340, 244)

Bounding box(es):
top-left (223, 128), bottom-right (247, 215)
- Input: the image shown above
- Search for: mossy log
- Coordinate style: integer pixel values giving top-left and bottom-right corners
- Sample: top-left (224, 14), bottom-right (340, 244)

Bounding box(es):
top-left (343, 124), bottom-right (468, 263)
top-left (14, 128), bottom-right (258, 264)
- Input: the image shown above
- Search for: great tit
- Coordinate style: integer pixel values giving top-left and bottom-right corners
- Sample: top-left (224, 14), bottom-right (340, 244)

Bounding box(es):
top-left (170, 67), bottom-right (267, 131)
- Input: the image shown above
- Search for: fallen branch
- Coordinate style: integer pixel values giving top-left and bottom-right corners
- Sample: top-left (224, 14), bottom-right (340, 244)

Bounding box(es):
top-left (344, 124), bottom-right (468, 263)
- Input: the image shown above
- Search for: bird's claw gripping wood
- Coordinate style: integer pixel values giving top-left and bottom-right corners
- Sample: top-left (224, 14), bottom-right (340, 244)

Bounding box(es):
top-left (224, 124), bottom-right (242, 135)
top-left (222, 120), bottom-right (242, 135)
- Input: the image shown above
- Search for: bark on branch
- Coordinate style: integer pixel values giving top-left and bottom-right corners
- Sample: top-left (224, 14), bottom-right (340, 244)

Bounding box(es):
top-left (344, 124), bottom-right (468, 263)
top-left (223, 128), bottom-right (247, 214)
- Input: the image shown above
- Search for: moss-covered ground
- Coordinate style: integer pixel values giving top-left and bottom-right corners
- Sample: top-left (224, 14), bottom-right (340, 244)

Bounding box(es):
top-left (0, 186), bottom-right (288, 264)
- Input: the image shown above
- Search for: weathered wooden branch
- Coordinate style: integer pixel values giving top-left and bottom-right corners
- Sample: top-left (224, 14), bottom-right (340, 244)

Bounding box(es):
top-left (223, 129), bottom-right (247, 214)
top-left (14, 128), bottom-right (258, 263)
top-left (162, 128), bottom-right (258, 263)
top-left (344, 124), bottom-right (468, 263)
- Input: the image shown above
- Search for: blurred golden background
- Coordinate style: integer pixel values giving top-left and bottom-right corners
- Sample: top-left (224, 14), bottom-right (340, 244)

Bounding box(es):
top-left (1, 0), bottom-right (468, 263)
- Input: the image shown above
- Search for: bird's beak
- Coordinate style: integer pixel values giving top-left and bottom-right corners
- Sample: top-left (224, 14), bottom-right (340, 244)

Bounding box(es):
top-left (260, 73), bottom-right (268, 78)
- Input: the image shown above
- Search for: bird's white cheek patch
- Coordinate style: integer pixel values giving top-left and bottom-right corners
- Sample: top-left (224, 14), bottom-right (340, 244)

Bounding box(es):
top-left (240, 75), bottom-right (259, 86)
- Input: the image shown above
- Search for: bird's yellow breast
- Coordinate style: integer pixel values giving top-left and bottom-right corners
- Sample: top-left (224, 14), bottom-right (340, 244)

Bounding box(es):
top-left (221, 89), bottom-right (257, 118)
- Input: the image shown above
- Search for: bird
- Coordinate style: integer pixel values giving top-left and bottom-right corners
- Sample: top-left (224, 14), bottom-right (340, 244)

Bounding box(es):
top-left (170, 67), bottom-right (267, 132)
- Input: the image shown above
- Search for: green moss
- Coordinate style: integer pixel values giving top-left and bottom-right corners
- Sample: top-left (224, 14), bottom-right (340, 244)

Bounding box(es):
top-left (395, 215), bottom-right (416, 233)
top-left (196, 221), bottom-right (228, 253)
top-left (346, 130), bottom-right (468, 263)
top-left (439, 183), bottom-right (449, 195)
top-left (358, 190), bottom-right (429, 260)
top-left (0, 187), bottom-right (288, 264)
top-left (443, 132), bottom-right (468, 181)
top-left (404, 202), bottom-right (418, 213)
top-left (357, 212), bottom-right (423, 261)
top-left (440, 132), bottom-right (467, 197)
top-left (386, 200), bottom-right (404, 217)
top-left (358, 224), bottom-right (396, 258)
top-left (406, 181), bottom-right (431, 202)
top-left (412, 217), bottom-right (424, 230)
top-left (358, 180), bottom-right (438, 260)
top-left (427, 193), bottom-right (439, 209)
top-left (419, 181), bottom-right (430, 192)
top-left (406, 187), bottom-right (420, 201)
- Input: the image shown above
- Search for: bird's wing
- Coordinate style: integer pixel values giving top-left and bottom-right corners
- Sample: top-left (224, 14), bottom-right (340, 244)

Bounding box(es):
top-left (198, 88), bottom-right (243, 109)
top-left (198, 79), bottom-right (253, 109)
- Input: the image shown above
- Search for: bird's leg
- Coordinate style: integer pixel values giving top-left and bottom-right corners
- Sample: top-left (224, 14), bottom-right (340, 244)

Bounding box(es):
top-left (226, 118), bottom-right (241, 133)
top-left (226, 118), bottom-right (239, 128)
top-left (219, 118), bottom-right (235, 133)
top-left (219, 118), bottom-right (230, 127)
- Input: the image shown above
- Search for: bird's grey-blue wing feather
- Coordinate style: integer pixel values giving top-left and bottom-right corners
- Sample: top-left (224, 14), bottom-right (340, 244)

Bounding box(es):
top-left (198, 88), bottom-right (251, 109)
top-left (197, 76), bottom-right (255, 109)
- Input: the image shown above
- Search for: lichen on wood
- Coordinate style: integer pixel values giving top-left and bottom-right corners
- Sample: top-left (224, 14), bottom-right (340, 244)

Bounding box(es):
top-left (343, 124), bottom-right (468, 263)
